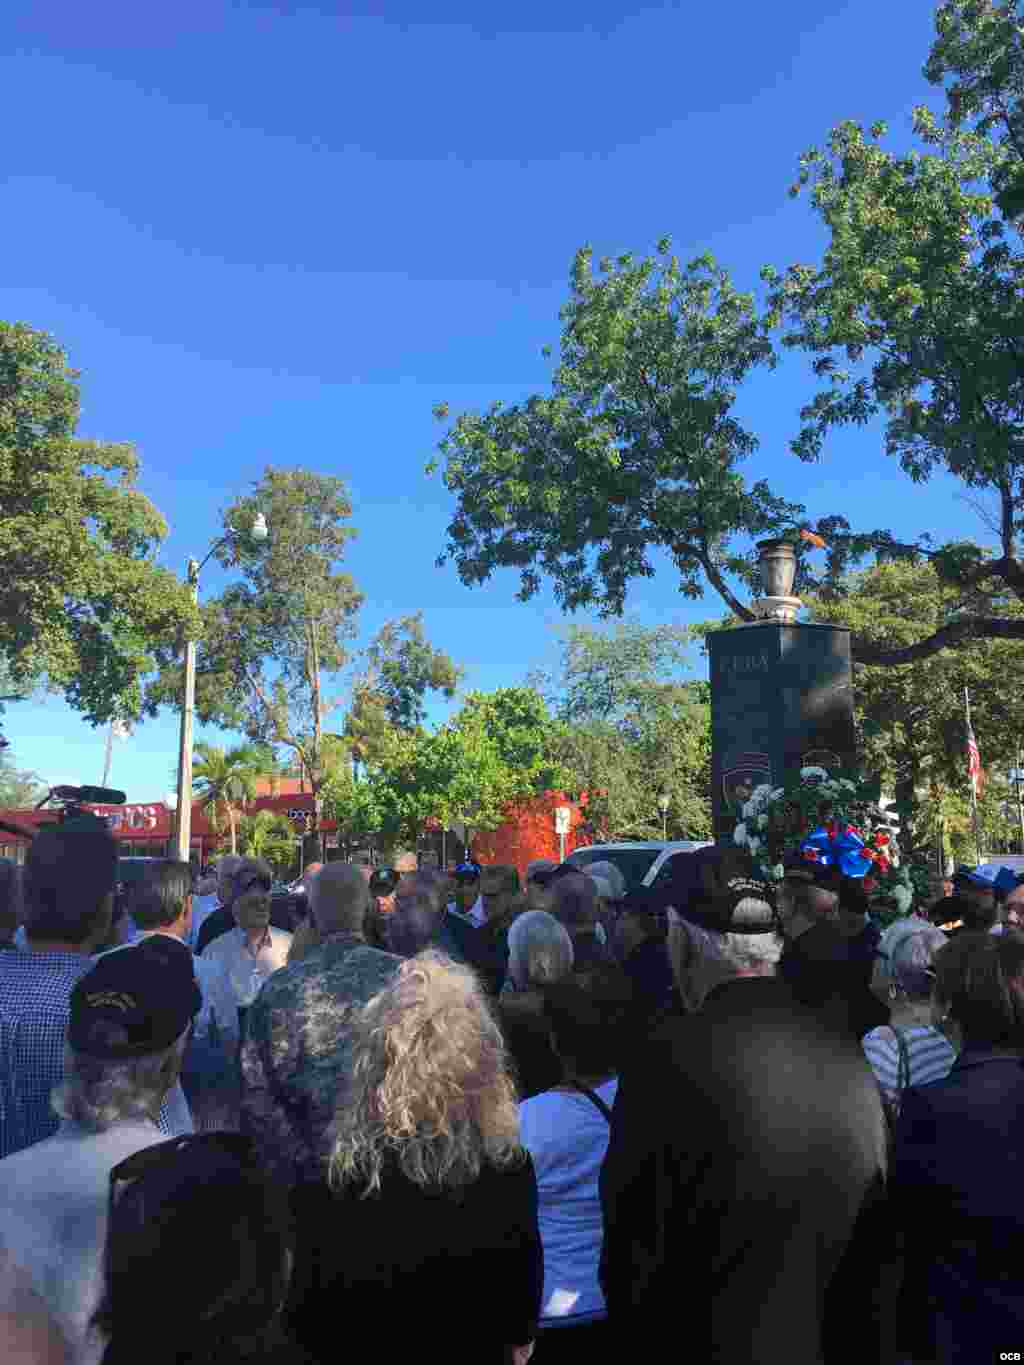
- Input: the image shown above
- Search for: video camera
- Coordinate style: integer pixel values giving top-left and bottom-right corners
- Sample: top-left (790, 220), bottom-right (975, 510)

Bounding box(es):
top-left (34, 784), bottom-right (127, 833)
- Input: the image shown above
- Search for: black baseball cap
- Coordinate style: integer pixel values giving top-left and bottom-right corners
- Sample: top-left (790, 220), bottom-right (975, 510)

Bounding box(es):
top-left (69, 936), bottom-right (202, 1059)
top-left (369, 867), bottom-right (400, 897)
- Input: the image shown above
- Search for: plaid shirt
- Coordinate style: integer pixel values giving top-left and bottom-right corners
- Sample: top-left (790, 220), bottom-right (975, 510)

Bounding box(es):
top-left (0, 947), bottom-right (185, 1160)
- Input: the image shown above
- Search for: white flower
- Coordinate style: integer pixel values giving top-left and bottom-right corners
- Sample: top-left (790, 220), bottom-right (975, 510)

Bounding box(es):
top-left (771, 787), bottom-right (785, 800)
top-left (800, 765), bottom-right (829, 782)
top-left (742, 800), bottom-right (755, 820)
top-left (772, 863), bottom-right (785, 881)
top-left (734, 823), bottom-right (748, 847)
top-left (747, 836), bottom-right (761, 855)
top-left (892, 885), bottom-right (913, 913)
top-left (751, 783), bottom-right (773, 803)
top-left (841, 779), bottom-right (857, 791)
top-left (757, 812), bottom-right (769, 830)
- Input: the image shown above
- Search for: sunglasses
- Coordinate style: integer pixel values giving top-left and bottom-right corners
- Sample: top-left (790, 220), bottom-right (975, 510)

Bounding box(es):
top-left (108, 1133), bottom-right (258, 1221)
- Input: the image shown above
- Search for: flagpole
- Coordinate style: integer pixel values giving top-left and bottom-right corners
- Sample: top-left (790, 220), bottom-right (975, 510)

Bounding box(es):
top-left (101, 722), bottom-right (114, 788)
top-left (966, 687), bottom-right (982, 865)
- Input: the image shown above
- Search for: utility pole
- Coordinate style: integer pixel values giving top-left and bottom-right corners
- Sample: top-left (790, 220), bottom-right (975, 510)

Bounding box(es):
top-left (173, 559), bottom-right (200, 864)
top-left (101, 722), bottom-right (115, 789)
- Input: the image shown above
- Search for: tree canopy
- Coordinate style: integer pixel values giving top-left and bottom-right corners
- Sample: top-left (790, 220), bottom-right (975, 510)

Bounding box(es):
top-left (429, 3), bottom-right (1024, 669)
top-left (145, 467), bottom-right (364, 859)
top-left (0, 322), bottom-right (198, 725)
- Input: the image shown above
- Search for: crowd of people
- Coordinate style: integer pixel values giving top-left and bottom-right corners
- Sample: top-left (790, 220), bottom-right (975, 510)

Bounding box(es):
top-left (0, 825), bottom-right (1023, 1363)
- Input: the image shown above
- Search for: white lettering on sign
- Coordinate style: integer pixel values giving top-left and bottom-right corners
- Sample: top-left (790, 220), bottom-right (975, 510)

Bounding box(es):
top-left (718, 653), bottom-right (770, 675)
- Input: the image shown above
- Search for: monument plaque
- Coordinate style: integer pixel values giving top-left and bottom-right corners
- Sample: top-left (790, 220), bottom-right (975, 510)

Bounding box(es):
top-left (708, 541), bottom-right (855, 843)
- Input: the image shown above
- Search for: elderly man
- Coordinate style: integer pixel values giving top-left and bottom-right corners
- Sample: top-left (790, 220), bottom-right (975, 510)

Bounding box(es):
top-left (600, 849), bottom-right (889, 1363)
top-left (448, 861), bottom-right (483, 923)
top-left (393, 849), bottom-right (418, 880)
top-left (0, 937), bottom-right (201, 1360)
top-left (200, 860), bottom-right (292, 1024)
top-left (191, 854), bottom-right (244, 953)
top-left (0, 824), bottom-right (186, 1160)
top-left (240, 862), bottom-right (401, 1185)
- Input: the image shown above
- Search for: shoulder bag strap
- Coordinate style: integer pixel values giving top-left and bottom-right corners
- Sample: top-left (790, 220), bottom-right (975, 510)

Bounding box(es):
top-left (892, 1025), bottom-right (912, 1096)
top-left (569, 1080), bottom-right (614, 1124)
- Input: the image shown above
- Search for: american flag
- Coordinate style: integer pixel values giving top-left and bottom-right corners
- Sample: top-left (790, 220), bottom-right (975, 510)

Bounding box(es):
top-left (967, 717), bottom-right (984, 798)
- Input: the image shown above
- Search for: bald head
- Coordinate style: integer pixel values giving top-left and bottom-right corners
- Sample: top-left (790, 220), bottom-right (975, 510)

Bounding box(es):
top-left (309, 861), bottom-right (371, 937)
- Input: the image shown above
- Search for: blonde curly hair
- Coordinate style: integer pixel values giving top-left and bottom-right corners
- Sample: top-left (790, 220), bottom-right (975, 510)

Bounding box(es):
top-left (328, 950), bottom-right (523, 1194)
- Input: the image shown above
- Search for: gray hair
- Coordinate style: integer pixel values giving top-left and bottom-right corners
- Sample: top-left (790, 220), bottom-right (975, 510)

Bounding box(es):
top-left (548, 873), bottom-right (599, 931)
top-left (879, 920), bottom-right (947, 1000)
top-left (52, 1031), bottom-right (188, 1132)
top-left (506, 911), bottom-right (574, 989)
top-left (667, 905), bottom-right (782, 1012)
top-left (216, 855), bottom-right (243, 903)
top-left (310, 862), bottom-right (371, 936)
top-left (583, 861), bottom-right (626, 900)
top-left (388, 872), bottom-right (449, 957)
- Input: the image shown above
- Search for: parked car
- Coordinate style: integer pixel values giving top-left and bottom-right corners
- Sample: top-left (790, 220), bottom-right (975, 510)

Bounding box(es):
top-left (565, 840), bottom-right (714, 895)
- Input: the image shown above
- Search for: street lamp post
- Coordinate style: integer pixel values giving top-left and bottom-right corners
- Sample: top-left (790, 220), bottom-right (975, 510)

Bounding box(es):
top-left (658, 792), bottom-right (670, 840)
top-left (173, 514), bottom-right (267, 864)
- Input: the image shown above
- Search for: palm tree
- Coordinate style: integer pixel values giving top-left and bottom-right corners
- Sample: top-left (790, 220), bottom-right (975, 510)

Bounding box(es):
top-left (191, 742), bottom-right (266, 857)
top-left (237, 809), bottom-right (296, 876)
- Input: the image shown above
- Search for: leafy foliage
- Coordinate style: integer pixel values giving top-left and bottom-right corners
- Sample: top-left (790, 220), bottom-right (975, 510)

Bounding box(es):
top-left (145, 468), bottom-right (363, 858)
top-left (0, 322), bottom-right (199, 723)
top-left (429, 244), bottom-right (803, 622)
top-left (191, 742), bottom-right (267, 857)
top-left (535, 624), bottom-right (711, 840)
top-left (760, 2), bottom-right (1024, 661)
top-left (236, 809), bottom-right (297, 875)
top-left (0, 752), bottom-right (48, 809)
top-left (805, 559), bottom-right (1024, 858)
top-left (361, 613), bottom-right (463, 731)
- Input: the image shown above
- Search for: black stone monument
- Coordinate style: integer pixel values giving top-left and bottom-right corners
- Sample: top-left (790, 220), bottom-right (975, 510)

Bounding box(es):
top-left (708, 620), bottom-right (856, 845)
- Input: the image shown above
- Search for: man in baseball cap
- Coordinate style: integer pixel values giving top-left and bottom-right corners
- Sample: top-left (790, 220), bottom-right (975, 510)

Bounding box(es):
top-left (0, 936), bottom-right (201, 1361)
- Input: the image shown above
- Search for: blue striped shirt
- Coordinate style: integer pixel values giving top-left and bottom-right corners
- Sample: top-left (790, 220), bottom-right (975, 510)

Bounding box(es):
top-left (862, 1025), bottom-right (956, 1100)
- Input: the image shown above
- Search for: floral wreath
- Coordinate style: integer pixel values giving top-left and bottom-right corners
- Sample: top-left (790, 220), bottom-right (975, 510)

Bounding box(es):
top-left (733, 765), bottom-right (918, 920)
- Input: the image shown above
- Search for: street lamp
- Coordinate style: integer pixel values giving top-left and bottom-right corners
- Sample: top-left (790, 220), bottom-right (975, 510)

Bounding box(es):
top-left (658, 792), bottom-right (670, 840)
top-left (173, 513), bottom-right (268, 863)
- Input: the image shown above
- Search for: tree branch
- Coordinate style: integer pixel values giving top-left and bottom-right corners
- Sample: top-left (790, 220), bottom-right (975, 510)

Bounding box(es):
top-left (694, 549), bottom-right (757, 622)
top-left (852, 616), bottom-right (1024, 666)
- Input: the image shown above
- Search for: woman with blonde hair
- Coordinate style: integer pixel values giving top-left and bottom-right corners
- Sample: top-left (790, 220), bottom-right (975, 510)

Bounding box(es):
top-left (284, 951), bottom-right (543, 1365)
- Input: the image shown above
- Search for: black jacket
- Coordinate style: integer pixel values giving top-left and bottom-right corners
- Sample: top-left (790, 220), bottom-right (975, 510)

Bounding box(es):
top-left (892, 1050), bottom-right (1024, 1362)
top-left (599, 976), bottom-right (889, 1365)
top-left (285, 1152), bottom-right (543, 1361)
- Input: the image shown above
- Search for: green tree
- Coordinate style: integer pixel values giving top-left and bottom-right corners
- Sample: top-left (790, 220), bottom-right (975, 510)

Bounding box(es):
top-left (362, 613), bottom-right (463, 731)
top-left (762, 0), bottom-right (1024, 664)
top-left (537, 624), bottom-right (711, 840)
top-left (804, 559), bottom-right (1024, 857)
top-left (0, 322), bottom-right (199, 724)
top-left (191, 742), bottom-right (266, 857)
top-left (145, 468), bottom-right (363, 860)
top-left (0, 753), bottom-right (48, 809)
top-left (236, 808), bottom-right (297, 876)
top-left (428, 244), bottom-right (803, 623)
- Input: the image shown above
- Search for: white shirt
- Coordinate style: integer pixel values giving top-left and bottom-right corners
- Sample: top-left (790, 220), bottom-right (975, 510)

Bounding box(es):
top-left (201, 925), bottom-right (292, 1008)
top-left (97, 931), bottom-right (238, 1046)
top-left (519, 1079), bottom-right (618, 1326)
top-left (0, 1117), bottom-right (165, 1364)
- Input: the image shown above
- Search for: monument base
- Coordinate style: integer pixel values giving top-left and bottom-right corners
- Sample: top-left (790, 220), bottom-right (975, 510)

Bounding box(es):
top-left (709, 621), bottom-right (855, 845)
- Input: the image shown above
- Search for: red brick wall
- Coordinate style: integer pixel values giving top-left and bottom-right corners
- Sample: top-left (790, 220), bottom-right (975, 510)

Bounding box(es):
top-left (471, 791), bottom-right (591, 883)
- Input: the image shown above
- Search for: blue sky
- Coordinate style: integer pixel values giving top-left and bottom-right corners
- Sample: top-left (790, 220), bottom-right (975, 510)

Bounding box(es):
top-left (2, 1), bottom-right (978, 801)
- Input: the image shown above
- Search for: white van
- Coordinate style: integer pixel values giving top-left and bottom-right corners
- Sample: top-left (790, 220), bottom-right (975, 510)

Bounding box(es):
top-left (566, 840), bottom-right (714, 896)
